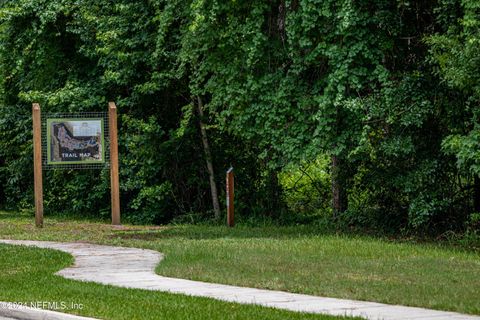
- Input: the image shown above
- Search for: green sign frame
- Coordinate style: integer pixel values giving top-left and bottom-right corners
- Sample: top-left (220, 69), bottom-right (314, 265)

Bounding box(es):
top-left (46, 118), bottom-right (106, 165)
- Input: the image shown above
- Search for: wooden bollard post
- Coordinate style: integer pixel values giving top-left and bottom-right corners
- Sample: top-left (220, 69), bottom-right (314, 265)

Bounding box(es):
top-left (32, 103), bottom-right (44, 227)
top-left (226, 167), bottom-right (234, 227)
top-left (109, 102), bottom-right (121, 225)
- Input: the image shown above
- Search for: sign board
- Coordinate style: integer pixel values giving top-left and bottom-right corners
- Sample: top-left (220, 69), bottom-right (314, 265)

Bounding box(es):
top-left (47, 118), bottom-right (105, 165)
top-left (33, 104), bottom-right (120, 227)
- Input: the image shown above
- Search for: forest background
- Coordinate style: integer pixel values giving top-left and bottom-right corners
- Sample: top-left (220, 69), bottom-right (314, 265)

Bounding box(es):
top-left (0, 0), bottom-right (479, 238)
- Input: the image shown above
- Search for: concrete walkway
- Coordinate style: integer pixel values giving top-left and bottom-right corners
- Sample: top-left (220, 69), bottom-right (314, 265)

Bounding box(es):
top-left (0, 240), bottom-right (478, 320)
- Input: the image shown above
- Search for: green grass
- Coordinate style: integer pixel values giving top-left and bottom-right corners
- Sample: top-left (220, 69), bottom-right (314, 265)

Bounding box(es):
top-left (0, 211), bottom-right (479, 316)
top-left (0, 244), bottom-right (353, 320)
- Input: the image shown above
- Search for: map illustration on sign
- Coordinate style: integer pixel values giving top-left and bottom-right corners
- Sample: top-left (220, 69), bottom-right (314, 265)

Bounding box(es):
top-left (47, 118), bottom-right (105, 164)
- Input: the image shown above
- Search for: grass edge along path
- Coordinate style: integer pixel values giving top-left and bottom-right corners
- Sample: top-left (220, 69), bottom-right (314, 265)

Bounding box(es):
top-left (2, 240), bottom-right (480, 320)
top-left (0, 243), bottom-right (358, 320)
top-left (0, 211), bottom-right (479, 316)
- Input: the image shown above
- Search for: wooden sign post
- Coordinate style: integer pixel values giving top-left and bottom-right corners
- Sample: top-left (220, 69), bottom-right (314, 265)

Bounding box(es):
top-left (32, 103), bottom-right (44, 227)
top-left (109, 102), bottom-right (121, 225)
top-left (32, 102), bottom-right (121, 227)
top-left (226, 167), bottom-right (234, 227)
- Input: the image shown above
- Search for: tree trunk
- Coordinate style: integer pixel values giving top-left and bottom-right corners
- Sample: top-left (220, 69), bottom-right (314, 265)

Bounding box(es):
top-left (196, 96), bottom-right (221, 220)
top-left (331, 154), bottom-right (347, 217)
top-left (267, 169), bottom-right (281, 216)
top-left (474, 175), bottom-right (480, 213)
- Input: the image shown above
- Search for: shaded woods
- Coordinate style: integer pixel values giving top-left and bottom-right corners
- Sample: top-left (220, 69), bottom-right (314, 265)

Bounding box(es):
top-left (0, 0), bottom-right (479, 236)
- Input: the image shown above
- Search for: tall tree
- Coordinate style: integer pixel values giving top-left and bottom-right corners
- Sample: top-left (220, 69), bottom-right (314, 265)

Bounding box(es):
top-left (196, 96), bottom-right (221, 219)
top-left (430, 0), bottom-right (480, 213)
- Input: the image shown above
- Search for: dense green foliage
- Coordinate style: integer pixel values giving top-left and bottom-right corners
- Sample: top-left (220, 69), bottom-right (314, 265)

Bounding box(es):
top-left (0, 0), bottom-right (478, 234)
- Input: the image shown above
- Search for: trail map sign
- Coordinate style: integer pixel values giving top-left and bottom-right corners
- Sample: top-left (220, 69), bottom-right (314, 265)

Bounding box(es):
top-left (32, 103), bottom-right (120, 227)
top-left (47, 118), bottom-right (105, 164)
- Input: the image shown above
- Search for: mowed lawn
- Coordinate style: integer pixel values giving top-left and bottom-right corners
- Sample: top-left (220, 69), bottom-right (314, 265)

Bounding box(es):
top-left (0, 211), bottom-right (479, 316)
top-left (0, 244), bottom-right (355, 320)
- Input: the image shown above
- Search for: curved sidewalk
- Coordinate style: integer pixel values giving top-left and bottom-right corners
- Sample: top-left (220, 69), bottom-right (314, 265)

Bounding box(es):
top-left (0, 240), bottom-right (478, 320)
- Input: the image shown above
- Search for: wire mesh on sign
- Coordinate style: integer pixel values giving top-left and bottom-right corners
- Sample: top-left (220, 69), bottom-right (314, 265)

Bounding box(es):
top-left (41, 112), bottom-right (111, 170)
